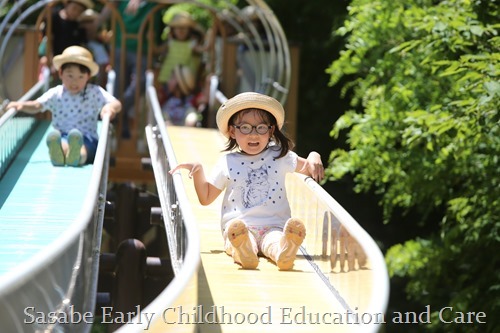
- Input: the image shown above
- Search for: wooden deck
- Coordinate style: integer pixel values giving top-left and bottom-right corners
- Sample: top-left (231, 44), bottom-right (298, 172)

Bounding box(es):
top-left (166, 126), bottom-right (377, 332)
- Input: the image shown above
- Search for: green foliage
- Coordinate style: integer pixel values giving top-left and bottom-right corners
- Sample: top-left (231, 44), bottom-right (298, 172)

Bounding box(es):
top-left (326, 0), bottom-right (499, 331)
top-left (263, 0), bottom-right (350, 160)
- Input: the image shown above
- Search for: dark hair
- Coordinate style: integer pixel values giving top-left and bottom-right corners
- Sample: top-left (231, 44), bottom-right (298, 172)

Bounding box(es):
top-left (61, 62), bottom-right (91, 75)
top-left (223, 108), bottom-right (294, 158)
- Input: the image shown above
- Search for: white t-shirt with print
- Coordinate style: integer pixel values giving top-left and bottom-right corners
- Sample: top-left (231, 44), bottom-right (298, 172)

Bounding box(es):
top-left (36, 84), bottom-right (117, 140)
top-left (209, 146), bottom-right (298, 230)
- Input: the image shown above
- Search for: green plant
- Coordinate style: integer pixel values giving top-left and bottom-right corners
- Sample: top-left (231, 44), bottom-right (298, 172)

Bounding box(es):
top-left (326, 0), bottom-right (499, 331)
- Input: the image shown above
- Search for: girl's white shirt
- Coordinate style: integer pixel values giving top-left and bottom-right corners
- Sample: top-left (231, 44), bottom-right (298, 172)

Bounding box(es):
top-left (209, 146), bottom-right (298, 230)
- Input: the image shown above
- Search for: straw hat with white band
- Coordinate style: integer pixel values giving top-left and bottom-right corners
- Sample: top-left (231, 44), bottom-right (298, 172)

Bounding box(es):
top-left (52, 46), bottom-right (99, 77)
top-left (216, 92), bottom-right (285, 138)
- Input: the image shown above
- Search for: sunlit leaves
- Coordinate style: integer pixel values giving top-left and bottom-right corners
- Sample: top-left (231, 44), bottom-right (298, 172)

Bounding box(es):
top-left (326, 0), bottom-right (499, 331)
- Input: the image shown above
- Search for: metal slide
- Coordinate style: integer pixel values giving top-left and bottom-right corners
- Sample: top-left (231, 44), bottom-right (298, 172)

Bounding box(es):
top-left (0, 72), bottom-right (113, 333)
top-left (0, 1), bottom-right (389, 332)
top-left (135, 66), bottom-right (389, 332)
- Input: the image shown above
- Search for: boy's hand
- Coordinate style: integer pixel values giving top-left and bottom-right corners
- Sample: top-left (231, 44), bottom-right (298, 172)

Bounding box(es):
top-left (100, 107), bottom-right (115, 120)
top-left (6, 101), bottom-right (20, 111)
top-left (100, 102), bottom-right (121, 120)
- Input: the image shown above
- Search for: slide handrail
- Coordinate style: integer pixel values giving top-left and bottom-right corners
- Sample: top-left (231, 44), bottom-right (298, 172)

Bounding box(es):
top-left (114, 71), bottom-right (201, 332)
top-left (0, 70), bottom-right (115, 329)
top-left (0, 66), bottom-right (49, 178)
top-left (299, 175), bottom-right (389, 332)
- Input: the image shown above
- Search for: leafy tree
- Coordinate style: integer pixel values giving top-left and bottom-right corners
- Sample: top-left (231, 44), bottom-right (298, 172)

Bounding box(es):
top-left (326, 0), bottom-right (499, 332)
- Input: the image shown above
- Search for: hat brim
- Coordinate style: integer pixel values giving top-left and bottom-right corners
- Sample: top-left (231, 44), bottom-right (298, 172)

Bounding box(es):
top-left (216, 92), bottom-right (284, 138)
top-left (53, 54), bottom-right (99, 77)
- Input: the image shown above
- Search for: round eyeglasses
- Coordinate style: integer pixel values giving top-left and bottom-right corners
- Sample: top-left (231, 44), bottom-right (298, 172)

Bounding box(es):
top-left (233, 124), bottom-right (273, 135)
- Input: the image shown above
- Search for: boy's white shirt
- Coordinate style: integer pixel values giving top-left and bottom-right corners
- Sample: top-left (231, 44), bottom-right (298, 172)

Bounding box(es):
top-left (36, 84), bottom-right (117, 139)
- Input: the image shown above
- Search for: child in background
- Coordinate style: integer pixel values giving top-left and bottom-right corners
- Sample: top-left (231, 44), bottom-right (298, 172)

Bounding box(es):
top-left (157, 11), bottom-right (204, 89)
top-left (7, 46), bottom-right (121, 167)
top-left (162, 64), bottom-right (198, 126)
top-left (78, 9), bottom-right (111, 87)
top-left (97, 0), bottom-right (162, 138)
top-left (169, 92), bottom-right (324, 270)
top-left (39, 0), bottom-right (93, 75)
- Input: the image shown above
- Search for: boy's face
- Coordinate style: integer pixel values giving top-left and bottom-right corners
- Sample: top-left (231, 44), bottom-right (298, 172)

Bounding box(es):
top-left (65, 2), bottom-right (86, 21)
top-left (59, 65), bottom-right (90, 95)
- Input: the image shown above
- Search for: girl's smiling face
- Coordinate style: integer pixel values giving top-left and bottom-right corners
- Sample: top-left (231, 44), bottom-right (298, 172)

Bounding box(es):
top-left (229, 109), bottom-right (274, 155)
top-left (59, 65), bottom-right (90, 95)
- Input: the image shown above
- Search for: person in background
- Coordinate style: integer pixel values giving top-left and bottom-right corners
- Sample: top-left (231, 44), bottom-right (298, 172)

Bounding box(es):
top-left (39, 0), bottom-right (93, 76)
top-left (169, 92), bottom-right (324, 270)
top-left (161, 64), bottom-right (199, 126)
top-left (236, 6), bottom-right (271, 93)
top-left (7, 46), bottom-right (121, 167)
top-left (97, 0), bottom-right (162, 138)
top-left (157, 11), bottom-right (205, 93)
top-left (79, 8), bottom-right (111, 87)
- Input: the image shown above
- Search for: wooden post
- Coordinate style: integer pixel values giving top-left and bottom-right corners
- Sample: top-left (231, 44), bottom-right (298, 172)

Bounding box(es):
top-left (284, 44), bottom-right (300, 144)
top-left (22, 29), bottom-right (40, 92)
top-left (221, 40), bottom-right (238, 98)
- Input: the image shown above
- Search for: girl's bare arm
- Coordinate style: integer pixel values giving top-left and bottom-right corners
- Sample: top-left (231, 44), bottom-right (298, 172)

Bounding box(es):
top-left (169, 163), bottom-right (222, 205)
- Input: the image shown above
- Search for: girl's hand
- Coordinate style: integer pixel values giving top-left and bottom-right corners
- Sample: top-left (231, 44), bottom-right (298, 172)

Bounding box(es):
top-left (169, 162), bottom-right (221, 205)
top-left (300, 152), bottom-right (324, 182)
top-left (169, 162), bottom-right (202, 179)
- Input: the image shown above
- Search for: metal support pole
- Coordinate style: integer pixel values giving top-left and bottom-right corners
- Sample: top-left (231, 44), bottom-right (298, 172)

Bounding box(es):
top-left (111, 239), bottom-right (146, 331)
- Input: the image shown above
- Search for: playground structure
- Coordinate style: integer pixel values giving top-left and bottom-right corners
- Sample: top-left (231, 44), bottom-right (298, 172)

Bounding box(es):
top-left (0, 1), bottom-right (389, 332)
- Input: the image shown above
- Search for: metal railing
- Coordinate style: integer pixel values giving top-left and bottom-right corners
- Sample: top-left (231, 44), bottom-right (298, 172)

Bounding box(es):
top-left (0, 113), bottom-right (112, 332)
top-left (114, 71), bottom-right (201, 332)
top-left (287, 174), bottom-right (389, 332)
top-left (0, 66), bottom-right (50, 178)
